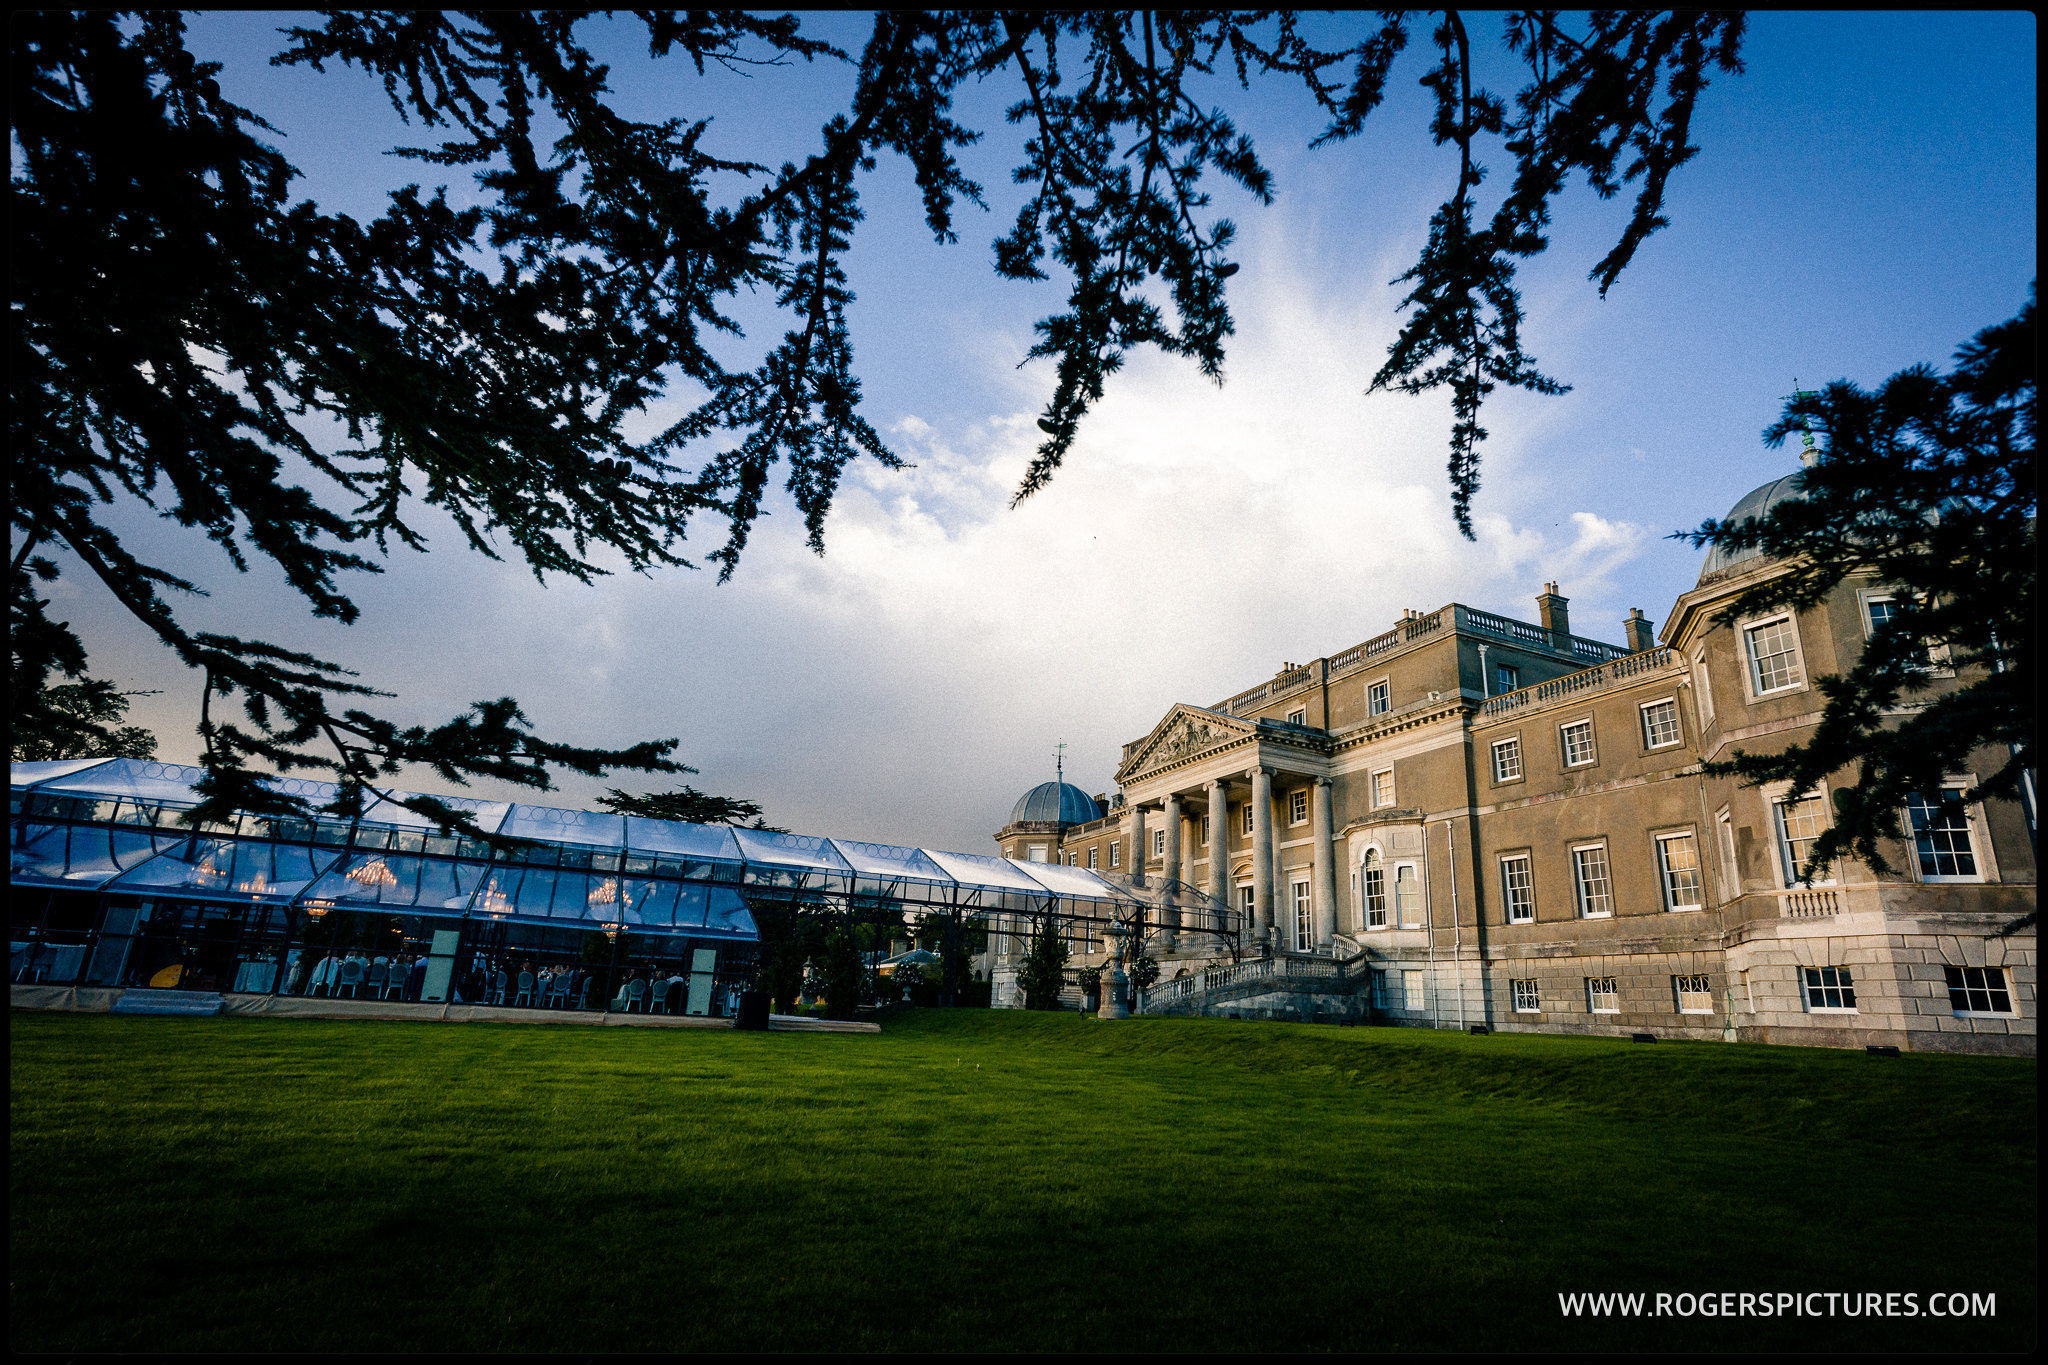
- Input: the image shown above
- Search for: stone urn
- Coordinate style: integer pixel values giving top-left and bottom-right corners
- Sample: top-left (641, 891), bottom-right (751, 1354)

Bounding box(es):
top-left (1098, 936), bottom-right (1131, 1020)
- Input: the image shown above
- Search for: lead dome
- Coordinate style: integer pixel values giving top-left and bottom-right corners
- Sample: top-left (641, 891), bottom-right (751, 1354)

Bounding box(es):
top-left (1008, 781), bottom-right (1102, 826)
top-left (1699, 471), bottom-right (1807, 580)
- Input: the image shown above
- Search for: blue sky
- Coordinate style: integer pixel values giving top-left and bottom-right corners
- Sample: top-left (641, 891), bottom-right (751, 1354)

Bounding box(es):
top-left (49, 11), bottom-right (2037, 851)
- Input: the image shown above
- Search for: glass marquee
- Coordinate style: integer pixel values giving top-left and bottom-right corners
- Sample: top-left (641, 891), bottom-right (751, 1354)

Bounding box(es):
top-left (10, 758), bottom-right (1150, 938)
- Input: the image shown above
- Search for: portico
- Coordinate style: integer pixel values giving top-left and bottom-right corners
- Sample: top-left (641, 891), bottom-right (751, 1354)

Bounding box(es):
top-left (1113, 705), bottom-right (1342, 958)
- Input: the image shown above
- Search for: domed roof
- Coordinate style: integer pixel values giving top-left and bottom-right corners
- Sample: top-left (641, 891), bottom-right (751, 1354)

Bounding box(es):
top-left (1700, 471), bottom-right (1806, 579)
top-left (1009, 781), bottom-right (1103, 827)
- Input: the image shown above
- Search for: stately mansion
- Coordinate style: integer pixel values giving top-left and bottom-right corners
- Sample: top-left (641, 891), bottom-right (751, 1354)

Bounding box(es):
top-left (992, 466), bottom-right (2036, 1054)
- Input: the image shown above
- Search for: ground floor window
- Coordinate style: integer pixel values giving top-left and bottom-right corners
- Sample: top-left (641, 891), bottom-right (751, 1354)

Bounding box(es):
top-left (1802, 966), bottom-right (1856, 1011)
top-left (1674, 974), bottom-right (1713, 1014)
top-left (1238, 884), bottom-right (1254, 931)
top-left (1363, 863), bottom-right (1386, 929)
top-left (1944, 966), bottom-right (2012, 1015)
top-left (1510, 978), bottom-right (1540, 1013)
top-left (1290, 879), bottom-right (1312, 952)
top-left (1586, 977), bottom-right (1619, 1013)
top-left (1402, 969), bottom-right (1424, 1012)
top-left (1394, 864), bottom-right (1421, 927)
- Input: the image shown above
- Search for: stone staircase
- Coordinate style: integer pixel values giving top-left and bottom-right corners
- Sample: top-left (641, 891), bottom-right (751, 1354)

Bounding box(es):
top-left (112, 988), bottom-right (226, 1017)
top-left (1141, 952), bottom-right (1373, 1022)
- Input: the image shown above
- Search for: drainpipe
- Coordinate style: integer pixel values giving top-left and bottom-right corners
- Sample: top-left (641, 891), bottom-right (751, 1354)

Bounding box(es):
top-left (1445, 817), bottom-right (1464, 1031)
top-left (1423, 821), bottom-right (1437, 1029)
top-left (1477, 643), bottom-right (1490, 699)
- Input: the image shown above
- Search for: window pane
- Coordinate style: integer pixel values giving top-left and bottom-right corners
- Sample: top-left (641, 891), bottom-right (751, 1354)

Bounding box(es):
top-left (1907, 793), bottom-right (1978, 878)
top-left (1674, 974), bottom-right (1713, 1013)
top-left (1946, 965), bottom-right (2012, 1014)
top-left (1802, 966), bottom-right (1856, 1010)
top-left (1501, 856), bottom-right (1534, 922)
top-left (1363, 867), bottom-right (1386, 928)
top-left (1394, 865), bottom-right (1421, 926)
top-left (1561, 721), bottom-right (1594, 766)
top-left (1775, 794), bottom-right (1829, 883)
top-left (1492, 738), bottom-right (1521, 782)
top-left (1657, 833), bottom-right (1704, 909)
top-left (1745, 618), bottom-right (1803, 692)
top-left (1641, 700), bottom-right (1681, 748)
top-left (1572, 846), bottom-right (1612, 917)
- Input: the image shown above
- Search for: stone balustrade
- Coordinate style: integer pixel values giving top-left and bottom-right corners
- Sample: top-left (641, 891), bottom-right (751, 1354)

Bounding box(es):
top-left (1217, 604), bottom-right (1632, 718)
top-left (1479, 646), bottom-right (1678, 718)
top-left (1140, 952), bottom-right (1352, 1010)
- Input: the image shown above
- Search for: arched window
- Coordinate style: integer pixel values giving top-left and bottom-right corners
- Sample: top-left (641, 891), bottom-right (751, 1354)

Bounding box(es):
top-left (1360, 850), bottom-right (1386, 930)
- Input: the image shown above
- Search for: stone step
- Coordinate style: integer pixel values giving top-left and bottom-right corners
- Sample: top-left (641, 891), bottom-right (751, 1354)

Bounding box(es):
top-left (113, 988), bottom-right (225, 1017)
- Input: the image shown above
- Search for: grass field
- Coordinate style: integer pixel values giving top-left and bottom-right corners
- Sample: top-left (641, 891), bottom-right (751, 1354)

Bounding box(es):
top-left (9, 1008), bottom-right (2036, 1352)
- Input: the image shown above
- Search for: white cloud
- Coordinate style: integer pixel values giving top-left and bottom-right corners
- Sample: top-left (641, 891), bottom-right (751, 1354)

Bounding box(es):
top-left (91, 210), bottom-right (1655, 856)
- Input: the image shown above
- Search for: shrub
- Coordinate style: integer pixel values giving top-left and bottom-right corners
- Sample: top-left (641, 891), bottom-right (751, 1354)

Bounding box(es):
top-left (1125, 953), bottom-right (1160, 993)
top-left (1017, 920), bottom-right (1071, 1010)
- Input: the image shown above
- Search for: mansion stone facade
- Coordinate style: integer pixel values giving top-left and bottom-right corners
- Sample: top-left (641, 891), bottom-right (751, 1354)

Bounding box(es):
top-left (992, 470), bottom-right (2036, 1054)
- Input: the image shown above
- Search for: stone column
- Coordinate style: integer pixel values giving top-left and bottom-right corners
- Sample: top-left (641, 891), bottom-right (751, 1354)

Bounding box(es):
top-left (1250, 767), bottom-right (1274, 953)
top-left (1161, 791), bottom-right (1183, 948)
top-left (1207, 777), bottom-right (1230, 934)
top-left (1127, 803), bottom-right (1147, 890)
top-left (1312, 776), bottom-right (1337, 951)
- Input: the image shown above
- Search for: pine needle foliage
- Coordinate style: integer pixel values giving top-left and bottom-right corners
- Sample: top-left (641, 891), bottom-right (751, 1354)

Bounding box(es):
top-left (1682, 291), bottom-right (2036, 880)
top-left (14, 12), bottom-right (1746, 832)
top-left (1017, 915), bottom-right (1072, 1011)
top-left (593, 784), bottom-right (784, 832)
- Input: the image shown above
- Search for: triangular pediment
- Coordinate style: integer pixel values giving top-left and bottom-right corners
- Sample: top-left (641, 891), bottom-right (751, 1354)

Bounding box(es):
top-left (1116, 705), bottom-right (1254, 783)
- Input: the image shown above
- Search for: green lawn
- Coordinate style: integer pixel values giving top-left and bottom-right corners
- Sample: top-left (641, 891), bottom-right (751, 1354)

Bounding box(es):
top-left (9, 1008), bottom-right (2036, 1352)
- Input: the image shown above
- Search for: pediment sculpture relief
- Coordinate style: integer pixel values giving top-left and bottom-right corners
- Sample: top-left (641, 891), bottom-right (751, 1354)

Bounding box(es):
top-left (1144, 715), bottom-right (1216, 771)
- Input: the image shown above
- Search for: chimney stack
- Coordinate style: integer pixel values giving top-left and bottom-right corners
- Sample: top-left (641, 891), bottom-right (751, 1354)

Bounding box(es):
top-left (1536, 582), bottom-right (1571, 648)
top-left (1624, 608), bottom-right (1656, 653)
